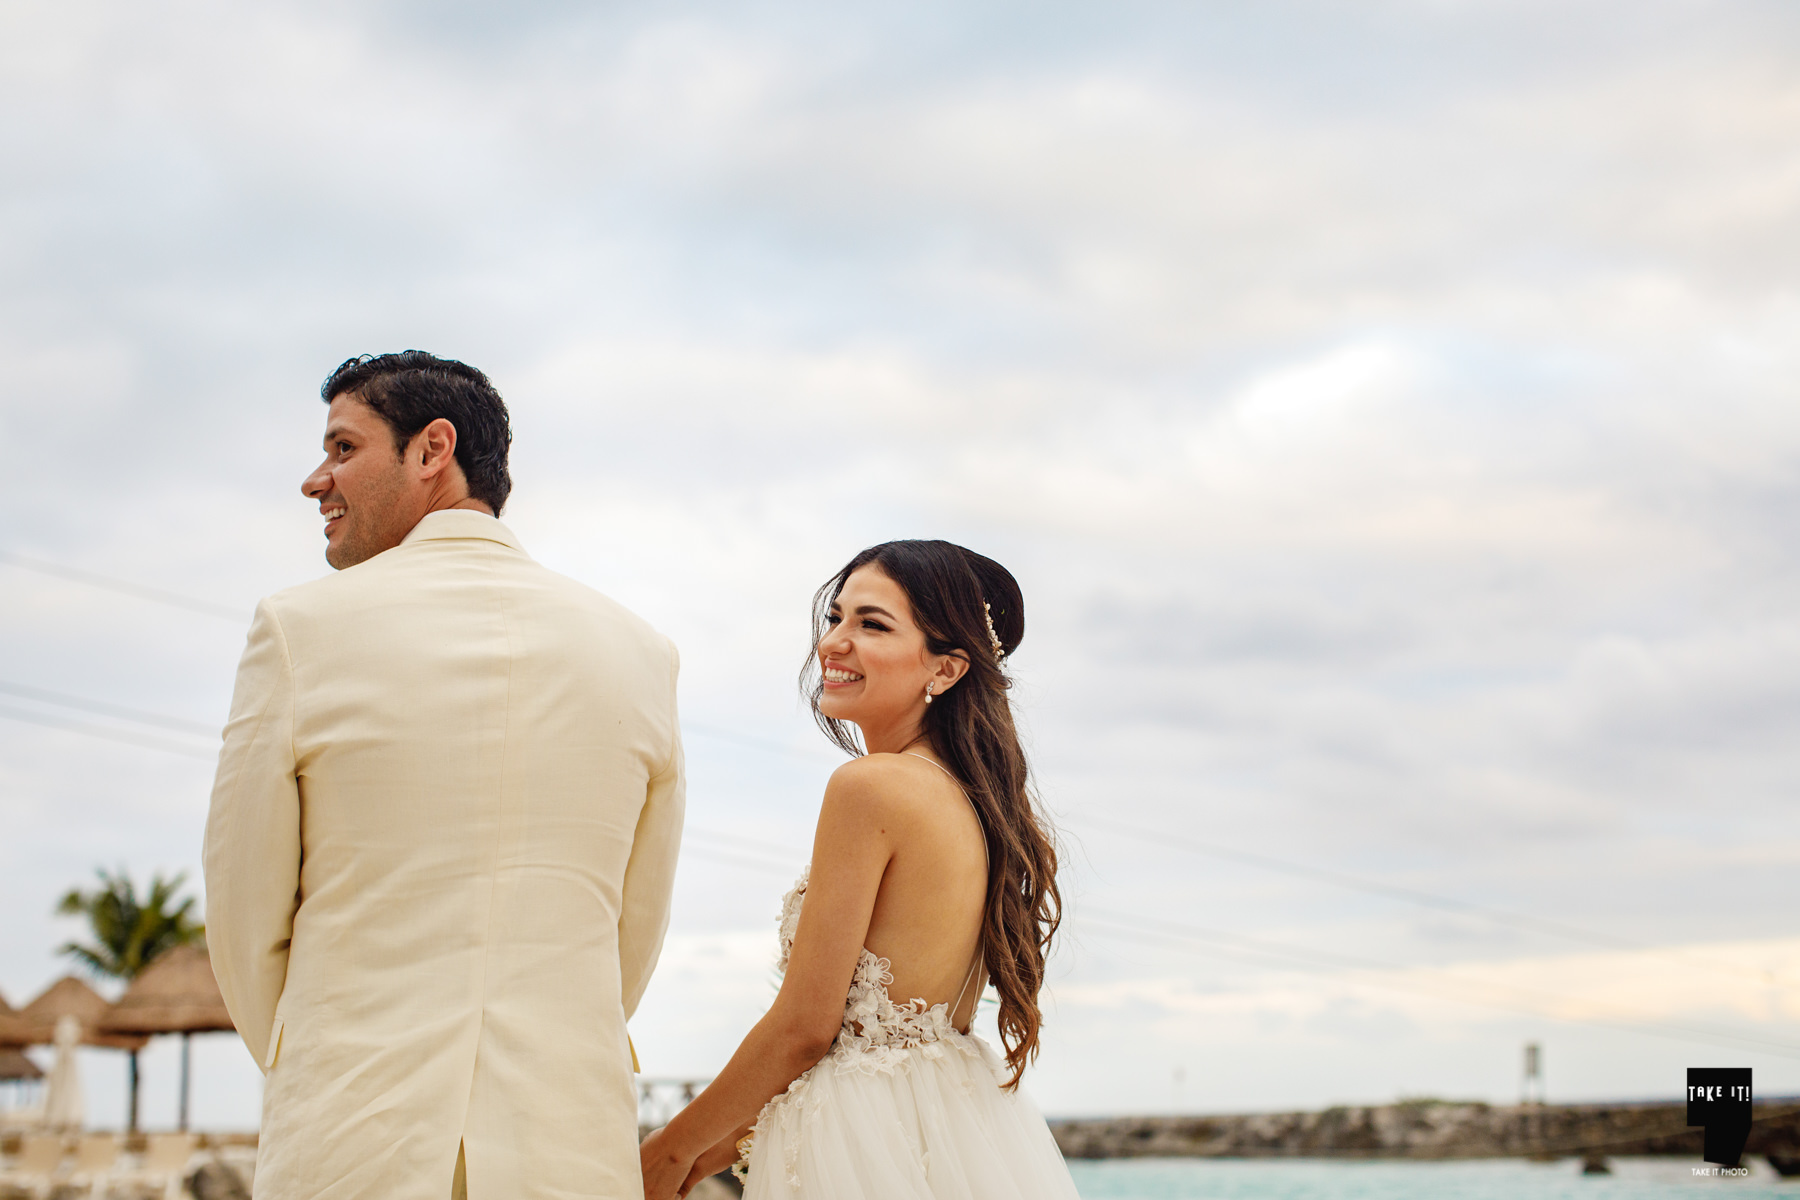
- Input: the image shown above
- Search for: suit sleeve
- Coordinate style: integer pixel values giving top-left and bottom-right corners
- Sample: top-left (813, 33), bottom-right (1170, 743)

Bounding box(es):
top-left (617, 639), bottom-right (686, 1020)
top-left (203, 598), bottom-right (302, 1072)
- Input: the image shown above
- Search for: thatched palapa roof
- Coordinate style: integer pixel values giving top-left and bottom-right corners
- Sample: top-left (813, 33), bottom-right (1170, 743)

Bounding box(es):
top-left (0, 990), bottom-right (23, 1046)
top-left (0, 1009), bottom-right (35, 1049)
top-left (9, 976), bottom-right (148, 1050)
top-left (0, 1046), bottom-right (43, 1081)
top-left (21, 976), bottom-right (110, 1026)
top-left (99, 945), bottom-right (234, 1036)
top-left (0, 985), bottom-right (45, 1079)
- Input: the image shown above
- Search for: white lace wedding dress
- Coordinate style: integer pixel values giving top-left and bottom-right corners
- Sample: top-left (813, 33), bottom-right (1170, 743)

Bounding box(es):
top-left (742, 866), bottom-right (1082, 1199)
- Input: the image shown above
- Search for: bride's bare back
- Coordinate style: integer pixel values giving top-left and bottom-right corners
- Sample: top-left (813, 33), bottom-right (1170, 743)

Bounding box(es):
top-left (859, 752), bottom-right (988, 1029)
top-left (782, 749), bottom-right (987, 1047)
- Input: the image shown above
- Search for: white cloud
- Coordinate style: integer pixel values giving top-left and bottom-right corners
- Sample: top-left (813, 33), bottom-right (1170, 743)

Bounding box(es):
top-left (3, 0), bottom-right (1798, 1126)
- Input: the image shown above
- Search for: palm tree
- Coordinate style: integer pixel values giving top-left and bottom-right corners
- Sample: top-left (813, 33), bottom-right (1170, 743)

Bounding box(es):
top-left (56, 868), bottom-right (205, 1132)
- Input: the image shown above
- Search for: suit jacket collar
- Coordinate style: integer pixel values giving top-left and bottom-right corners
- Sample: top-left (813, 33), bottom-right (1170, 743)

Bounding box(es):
top-left (401, 509), bottom-right (526, 553)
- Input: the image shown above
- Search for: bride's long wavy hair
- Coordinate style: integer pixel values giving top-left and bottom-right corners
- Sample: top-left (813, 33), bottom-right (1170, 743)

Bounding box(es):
top-left (802, 539), bottom-right (1062, 1089)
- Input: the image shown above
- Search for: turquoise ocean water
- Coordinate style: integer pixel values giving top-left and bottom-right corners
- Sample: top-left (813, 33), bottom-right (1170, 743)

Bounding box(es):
top-left (1066, 1158), bottom-right (1797, 1199)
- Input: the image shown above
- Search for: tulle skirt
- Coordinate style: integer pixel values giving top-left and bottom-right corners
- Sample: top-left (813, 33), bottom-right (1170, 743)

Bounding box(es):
top-left (743, 1031), bottom-right (1081, 1200)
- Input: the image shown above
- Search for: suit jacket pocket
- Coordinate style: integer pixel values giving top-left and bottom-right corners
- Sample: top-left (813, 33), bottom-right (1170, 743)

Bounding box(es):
top-left (264, 1015), bottom-right (285, 1072)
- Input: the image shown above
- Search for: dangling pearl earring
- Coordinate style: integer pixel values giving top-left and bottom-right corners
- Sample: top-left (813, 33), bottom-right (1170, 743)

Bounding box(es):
top-left (924, 682), bottom-right (935, 705)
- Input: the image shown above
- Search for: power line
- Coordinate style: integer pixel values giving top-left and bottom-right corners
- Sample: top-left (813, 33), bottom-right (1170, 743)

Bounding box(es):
top-left (1076, 908), bottom-right (1800, 1060)
top-left (0, 552), bottom-right (1766, 955)
top-left (1070, 814), bottom-right (1775, 985)
top-left (679, 843), bottom-right (802, 877)
top-left (0, 677), bottom-right (812, 866)
top-left (0, 676), bottom-right (841, 781)
top-left (0, 691), bottom-right (809, 870)
top-left (0, 677), bottom-right (837, 768)
top-left (0, 702), bottom-right (218, 762)
top-left (683, 722), bottom-right (840, 767)
top-left (4, 673), bottom-right (1784, 1060)
top-left (1072, 815), bottom-right (1639, 950)
top-left (0, 679), bottom-right (219, 736)
top-left (673, 826), bottom-right (1800, 1058)
top-left (0, 588), bottom-right (1774, 1009)
top-left (0, 549), bottom-right (248, 622)
top-left (683, 826), bottom-right (810, 865)
top-left (670, 827), bottom-right (1800, 1060)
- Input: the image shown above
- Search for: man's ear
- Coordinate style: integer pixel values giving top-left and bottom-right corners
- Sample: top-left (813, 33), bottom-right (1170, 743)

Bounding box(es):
top-left (415, 418), bottom-right (459, 478)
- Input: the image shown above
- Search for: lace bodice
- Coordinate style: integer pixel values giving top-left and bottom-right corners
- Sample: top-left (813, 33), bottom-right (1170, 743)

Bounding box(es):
top-left (752, 864), bottom-right (998, 1188)
top-left (776, 866), bottom-right (964, 1060)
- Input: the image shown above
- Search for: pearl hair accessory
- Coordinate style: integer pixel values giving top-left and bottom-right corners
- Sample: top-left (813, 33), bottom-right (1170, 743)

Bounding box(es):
top-left (983, 601), bottom-right (1005, 663)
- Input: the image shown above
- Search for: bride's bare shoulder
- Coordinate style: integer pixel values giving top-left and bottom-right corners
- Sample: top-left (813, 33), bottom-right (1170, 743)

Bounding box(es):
top-left (822, 753), bottom-right (952, 820)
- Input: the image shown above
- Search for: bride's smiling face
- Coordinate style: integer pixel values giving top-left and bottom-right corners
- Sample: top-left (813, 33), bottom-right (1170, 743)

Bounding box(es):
top-left (818, 566), bottom-right (952, 732)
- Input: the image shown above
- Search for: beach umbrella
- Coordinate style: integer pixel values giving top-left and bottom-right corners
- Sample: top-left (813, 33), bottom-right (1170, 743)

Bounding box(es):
top-left (0, 1041), bottom-right (45, 1119)
top-left (99, 945), bottom-right (235, 1132)
top-left (0, 991), bottom-right (43, 1107)
top-left (43, 1015), bottom-right (83, 1131)
top-left (0, 1008), bottom-right (39, 1114)
top-left (12, 976), bottom-right (149, 1131)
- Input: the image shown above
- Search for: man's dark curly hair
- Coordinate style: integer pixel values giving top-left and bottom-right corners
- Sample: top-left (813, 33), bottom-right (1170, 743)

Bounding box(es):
top-left (321, 351), bottom-right (513, 514)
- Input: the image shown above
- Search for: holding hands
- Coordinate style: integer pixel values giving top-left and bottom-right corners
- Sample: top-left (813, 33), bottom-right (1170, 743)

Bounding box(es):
top-left (637, 1124), bottom-right (696, 1199)
top-left (640, 1125), bottom-right (745, 1200)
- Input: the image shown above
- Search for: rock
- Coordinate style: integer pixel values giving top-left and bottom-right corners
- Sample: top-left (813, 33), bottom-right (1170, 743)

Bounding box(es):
top-left (1049, 1098), bottom-right (1793, 1160)
top-left (186, 1157), bottom-right (253, 1200)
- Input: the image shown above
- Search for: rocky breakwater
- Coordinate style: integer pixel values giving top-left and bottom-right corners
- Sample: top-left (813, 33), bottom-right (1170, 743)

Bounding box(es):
top-left (1050, 1098), bottom-right (1800, 1162)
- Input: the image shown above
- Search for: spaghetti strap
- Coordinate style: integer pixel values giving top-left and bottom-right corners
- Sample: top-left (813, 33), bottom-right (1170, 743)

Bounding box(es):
top-left (905, 750), bottom-right (962, 790)
top-left (949, 953), bottom-right (982, 1028)
top-left (908, 752), bottom-right (987, 1031)
top-left (905, 753), bottom-right (985, 850)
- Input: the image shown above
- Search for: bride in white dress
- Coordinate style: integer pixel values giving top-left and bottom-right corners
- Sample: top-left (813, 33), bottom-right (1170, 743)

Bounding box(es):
top-left (640, 540), bottom-right (1080, 1200)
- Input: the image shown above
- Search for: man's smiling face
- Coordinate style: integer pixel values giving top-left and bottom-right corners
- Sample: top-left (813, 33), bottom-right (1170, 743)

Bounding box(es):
top-left (300, 394), bottom-right (419, 570)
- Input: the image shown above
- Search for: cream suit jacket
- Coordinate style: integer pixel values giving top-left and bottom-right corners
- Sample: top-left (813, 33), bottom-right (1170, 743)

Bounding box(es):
top-left (204, 510), bottom-right (684, 1199)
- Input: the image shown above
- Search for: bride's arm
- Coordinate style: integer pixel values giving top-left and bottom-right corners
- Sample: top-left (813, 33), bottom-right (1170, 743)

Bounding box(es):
top-left (640, 758), bottom-right (910, 1197)
top-left (678, 1123), bottom-right (752, 1194)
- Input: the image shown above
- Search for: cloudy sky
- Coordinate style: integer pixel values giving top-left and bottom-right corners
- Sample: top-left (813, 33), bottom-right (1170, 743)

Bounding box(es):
top-left (3, 0), bottom-right (1799, 1129)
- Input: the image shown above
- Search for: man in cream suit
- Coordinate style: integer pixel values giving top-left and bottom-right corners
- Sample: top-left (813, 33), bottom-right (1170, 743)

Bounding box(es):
top-left (205, 351), bottom-right (683, 1199)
